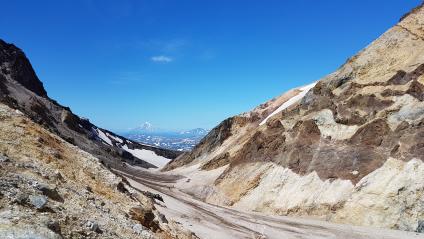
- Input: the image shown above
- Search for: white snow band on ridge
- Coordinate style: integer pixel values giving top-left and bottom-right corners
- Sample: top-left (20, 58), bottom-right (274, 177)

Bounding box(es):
top-left (95, 128), bottom-right (113, 146)
top-left (259, 82), bottom-right (317, 126)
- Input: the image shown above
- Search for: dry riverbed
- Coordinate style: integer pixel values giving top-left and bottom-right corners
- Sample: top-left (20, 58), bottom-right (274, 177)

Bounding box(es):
top-left (113, 166), bottom-right (423, 239)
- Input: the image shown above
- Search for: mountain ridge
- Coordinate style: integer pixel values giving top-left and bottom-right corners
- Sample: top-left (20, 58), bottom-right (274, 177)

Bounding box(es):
top-left (0, 39), bottom-right (181, 169)
top-left (162, 3), bottom-right (424, 232)
top-left (1, 2), bottom-right (424, 237)
top-left (0, 39), bottom-right (47, 97)
top-left (0, 41), bottom-right (196, 238)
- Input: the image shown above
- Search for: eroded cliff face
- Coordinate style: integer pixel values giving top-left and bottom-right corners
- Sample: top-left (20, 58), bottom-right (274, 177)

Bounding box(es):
top-left (164, 4), bottom-right (424, 232)
top-left (163, 84), bottom-right (309, 172)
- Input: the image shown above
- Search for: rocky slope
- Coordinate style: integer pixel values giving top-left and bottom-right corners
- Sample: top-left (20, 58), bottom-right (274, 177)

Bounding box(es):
top-left (0, 40), bottom-right (181, 169)
top-left (0, 103), bottom-right (196, 238)
top-left (164, 3), bottom-right (424, 233)
top-left (0, 40), bottom-right (196, 237)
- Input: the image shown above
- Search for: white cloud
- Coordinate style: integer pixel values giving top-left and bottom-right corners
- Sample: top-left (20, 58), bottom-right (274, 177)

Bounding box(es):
top-left (151, 55), bottom-right (173, 63)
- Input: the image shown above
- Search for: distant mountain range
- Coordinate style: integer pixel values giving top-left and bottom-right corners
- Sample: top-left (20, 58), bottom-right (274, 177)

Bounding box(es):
top-left (120, 123), bottom-right (209, 151)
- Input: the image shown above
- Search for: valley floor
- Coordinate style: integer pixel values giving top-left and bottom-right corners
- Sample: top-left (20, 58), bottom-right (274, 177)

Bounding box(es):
top-left (114, 166), bottom-right (423, 239)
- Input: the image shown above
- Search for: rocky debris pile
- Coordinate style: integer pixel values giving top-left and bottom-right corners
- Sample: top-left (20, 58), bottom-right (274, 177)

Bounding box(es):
top-left (0, 103), bottom-right (196, 238)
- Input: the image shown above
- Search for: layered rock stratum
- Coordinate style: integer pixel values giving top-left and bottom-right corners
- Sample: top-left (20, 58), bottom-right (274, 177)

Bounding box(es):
top-left (164, 3), bottom-right (424, 233)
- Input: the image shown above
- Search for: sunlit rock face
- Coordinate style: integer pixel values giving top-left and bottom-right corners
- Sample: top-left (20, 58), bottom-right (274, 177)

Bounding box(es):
top-left (164, 4), bottom-right (424, 232)
top-left (0, 103), bottom-right (197, 238)
top-left (0, 38), bottom-right (199, 238)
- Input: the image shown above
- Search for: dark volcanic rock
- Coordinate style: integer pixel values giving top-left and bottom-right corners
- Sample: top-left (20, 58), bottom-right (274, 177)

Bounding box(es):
top-left (0, 39), bottom-right (47, 97)
top-left (417, 220), bottom-right (424, 233)
top-left (46, 220), bottom-right (61, 234)
top-left (163, 115), bottom-right (250, 171)
top-left (37, 184), bottom-right (64, 202)
top-left (141, 191), bottom-right (164, 202)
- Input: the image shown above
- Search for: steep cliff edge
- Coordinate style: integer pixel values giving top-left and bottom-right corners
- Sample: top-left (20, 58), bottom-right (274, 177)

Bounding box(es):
top-left (163, 4), bottom-right (424, 232)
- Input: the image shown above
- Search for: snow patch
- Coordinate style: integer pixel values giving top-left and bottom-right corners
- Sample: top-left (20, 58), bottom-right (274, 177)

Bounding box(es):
top-left (106, 132), bottom-right (123, 143)
top-left (122, 144), bottom-right (171, 168)
top-left (259, 82), bottom-right (317, 126)
top-left (95, 128), bottom-right (113, 146)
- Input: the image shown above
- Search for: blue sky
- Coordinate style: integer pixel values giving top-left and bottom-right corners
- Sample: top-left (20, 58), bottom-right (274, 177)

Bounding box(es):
top-left (0, 0), bottom-right (420, 131)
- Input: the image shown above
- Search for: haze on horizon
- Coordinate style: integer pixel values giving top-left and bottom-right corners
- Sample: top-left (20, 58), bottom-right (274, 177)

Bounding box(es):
top-left (0, 0), bottom-right (420, 131)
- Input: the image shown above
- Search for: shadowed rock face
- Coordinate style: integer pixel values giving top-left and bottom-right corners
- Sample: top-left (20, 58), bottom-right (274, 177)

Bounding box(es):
top-left (0, 39), bottom-right (181, 169)
top-left (0, 40), bottom-right (47, 97)
top-left (163, 116), bottom-right (251, 171)
top-left (163, 3), bottom-right (424, 232)
top-left (164, 87), bottom-right (305, 172)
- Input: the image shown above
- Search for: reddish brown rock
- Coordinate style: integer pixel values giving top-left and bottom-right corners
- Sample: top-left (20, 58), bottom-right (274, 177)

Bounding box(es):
top-left (129, 206), bottom-right (160, 232)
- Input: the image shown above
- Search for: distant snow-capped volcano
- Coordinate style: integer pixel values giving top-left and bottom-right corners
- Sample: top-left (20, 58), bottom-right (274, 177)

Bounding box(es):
top-left (132, 121), bottom-right (156, 132)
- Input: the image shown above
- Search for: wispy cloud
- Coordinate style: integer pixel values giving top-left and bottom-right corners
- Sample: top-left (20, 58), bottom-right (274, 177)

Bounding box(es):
top-left (151, 55), bottom-right (173, 63)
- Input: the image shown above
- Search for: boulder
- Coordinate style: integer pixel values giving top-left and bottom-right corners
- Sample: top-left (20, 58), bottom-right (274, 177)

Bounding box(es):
top-left (129, 206), bottom-right (159, 231)
top-left (417, 220), bottom-right (424, 233)
top-left (14, 193), bottom-right (29, 205)
top-left (0, 154), bottom-right (10, 163)
top-left (37, 184), bottom-right (63, 202)
top-left (29, 195), bottom-right (47, 210)
top-left (141, 191), bottom-right (164, 203)
top-left (84, 220), bottom-right (102, 233)
top-left (132, 223), bottom-right (146, 235)
top-left (46, 220), bottom-right (61, 234)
